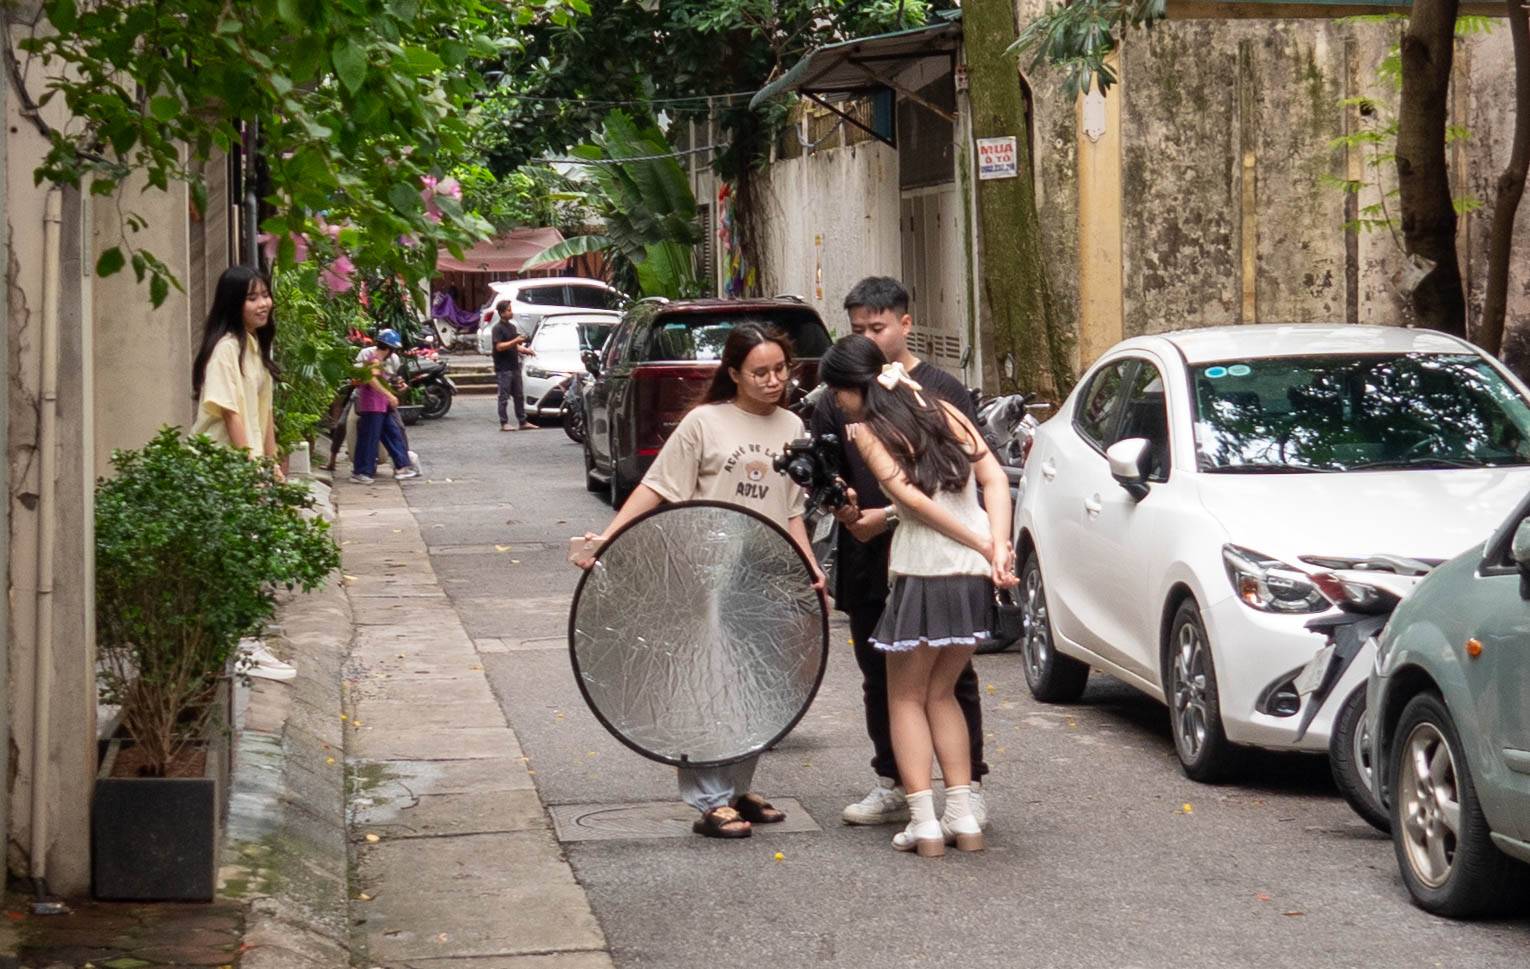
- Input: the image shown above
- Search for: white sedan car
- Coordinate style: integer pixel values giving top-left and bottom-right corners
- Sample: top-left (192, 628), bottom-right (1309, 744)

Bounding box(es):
top-left (1015, 325), bottom-right (1530, 781)
top-left (520, 311), bottom-right (620, 418)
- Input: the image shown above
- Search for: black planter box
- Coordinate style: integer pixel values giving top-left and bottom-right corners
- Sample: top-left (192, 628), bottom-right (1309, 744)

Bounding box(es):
top-left (91, 672), bottom-right (232, 903)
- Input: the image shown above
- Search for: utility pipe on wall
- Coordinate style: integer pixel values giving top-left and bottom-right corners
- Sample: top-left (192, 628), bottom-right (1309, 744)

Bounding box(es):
top-left (30, 188), bottom-right (62, 897)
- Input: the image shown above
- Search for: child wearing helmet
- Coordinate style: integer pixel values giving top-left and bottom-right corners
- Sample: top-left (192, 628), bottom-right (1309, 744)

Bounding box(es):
top-left (350, 329), bottom-right (420, 484)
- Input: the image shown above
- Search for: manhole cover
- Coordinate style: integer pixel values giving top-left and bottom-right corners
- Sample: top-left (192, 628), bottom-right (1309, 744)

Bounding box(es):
top-left (550, 798), bottom-right (818, 842)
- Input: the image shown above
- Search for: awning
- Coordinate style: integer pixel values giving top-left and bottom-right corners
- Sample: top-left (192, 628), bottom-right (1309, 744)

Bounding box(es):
top-left (749, 11), bottom-right (962, 119)
top-left (436, 227), bottom-right (568, 274)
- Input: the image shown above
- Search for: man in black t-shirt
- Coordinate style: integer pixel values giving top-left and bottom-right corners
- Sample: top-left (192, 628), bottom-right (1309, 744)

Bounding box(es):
top-left (492, 300), bottom-right (535, 431)
top-left (810, 276), bottom-right (990, 828)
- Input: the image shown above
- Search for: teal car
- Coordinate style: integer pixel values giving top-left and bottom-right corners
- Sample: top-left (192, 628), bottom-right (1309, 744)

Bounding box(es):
top-left (1367, 492), bottom-right (1530, 917)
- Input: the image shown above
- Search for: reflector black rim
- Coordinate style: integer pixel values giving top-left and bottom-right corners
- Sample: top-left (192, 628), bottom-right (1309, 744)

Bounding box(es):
top-left (568, 499), bottom-right (831, 768)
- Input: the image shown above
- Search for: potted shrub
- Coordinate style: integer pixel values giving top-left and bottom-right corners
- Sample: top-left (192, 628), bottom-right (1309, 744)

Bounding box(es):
top-left (92, 429), bottom-right (339, 900)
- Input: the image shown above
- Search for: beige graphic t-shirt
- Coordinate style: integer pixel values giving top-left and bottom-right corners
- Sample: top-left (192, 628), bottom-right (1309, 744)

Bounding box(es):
top-left (641, 402), bottom-right (808, 529)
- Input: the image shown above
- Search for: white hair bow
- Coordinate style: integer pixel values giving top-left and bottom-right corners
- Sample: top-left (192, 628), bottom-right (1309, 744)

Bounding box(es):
top-left (877, 362), bottom-right (927, 406)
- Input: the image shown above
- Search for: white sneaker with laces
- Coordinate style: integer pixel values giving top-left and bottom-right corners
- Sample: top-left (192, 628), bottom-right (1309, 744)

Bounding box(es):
top-left (237, 639), bottom-right (297, 682)
top-left (395, 466), bottom-right (420, 480)
top-left (349, 474), bottom-right (374, 484)
top-left (842, 777), bottom-right (909, 825)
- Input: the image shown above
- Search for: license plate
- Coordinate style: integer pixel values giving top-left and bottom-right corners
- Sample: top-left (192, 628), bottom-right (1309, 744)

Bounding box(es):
top-left (1294, 644), bottom-right (1336, 696)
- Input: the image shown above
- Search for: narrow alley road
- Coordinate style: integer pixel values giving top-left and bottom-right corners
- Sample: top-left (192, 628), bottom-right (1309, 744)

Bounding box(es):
top-left (347, 396), bottom-right (1528, 969)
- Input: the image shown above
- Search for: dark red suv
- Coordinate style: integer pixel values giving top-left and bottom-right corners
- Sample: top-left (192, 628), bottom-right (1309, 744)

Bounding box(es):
top-left (579, 297), bottom-right (833, 506)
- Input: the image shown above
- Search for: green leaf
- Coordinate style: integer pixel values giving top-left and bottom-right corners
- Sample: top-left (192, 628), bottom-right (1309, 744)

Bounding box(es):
top-left (149, 95), bottom-right (180, 122)
top-left (400, 46), bottom-right (444, 76)
top-left (95, 247), bottom-right (125, 278)
top-left (45, 0), bottom-right (78, 32)
top-left (332, 38), bottom-right (368, 94)
top-left (149, 273), bottom-right (170, 308)
top-left (277, 0), bottom-right (304, 27)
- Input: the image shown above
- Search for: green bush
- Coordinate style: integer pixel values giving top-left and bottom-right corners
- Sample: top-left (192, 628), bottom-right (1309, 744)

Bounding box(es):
top-left (96, 429), bottom-right (341, 776)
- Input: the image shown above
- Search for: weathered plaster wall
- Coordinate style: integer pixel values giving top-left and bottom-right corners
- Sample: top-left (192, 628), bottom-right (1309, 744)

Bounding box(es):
top-left (1114, 18), bottom-right (1523, 342)
top-left (757, 140), bottom-right (902, 334)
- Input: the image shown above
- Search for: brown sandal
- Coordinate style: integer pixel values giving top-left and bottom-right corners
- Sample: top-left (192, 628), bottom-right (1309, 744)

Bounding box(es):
top-left (732, 793), bottom-right (786, 824)
top-left (693, 806), bottom-right (752, 839)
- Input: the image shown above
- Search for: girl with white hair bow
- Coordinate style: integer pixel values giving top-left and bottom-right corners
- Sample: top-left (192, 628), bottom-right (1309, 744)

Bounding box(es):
top-left (817, 335), bottom-right (1019, 858)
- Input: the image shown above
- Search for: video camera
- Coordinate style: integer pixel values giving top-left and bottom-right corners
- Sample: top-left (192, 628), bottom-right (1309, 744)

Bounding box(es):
top-left (774, 435), bottom-right (850, 510)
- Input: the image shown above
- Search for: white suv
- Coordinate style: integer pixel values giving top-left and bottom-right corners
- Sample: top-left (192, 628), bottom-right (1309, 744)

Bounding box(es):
top-left (473, 278), bottom-right (625, 354)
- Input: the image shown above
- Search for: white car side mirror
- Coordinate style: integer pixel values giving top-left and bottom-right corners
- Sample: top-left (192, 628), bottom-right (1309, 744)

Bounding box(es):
top-left (1107, 437), bottom-right (1152, 501)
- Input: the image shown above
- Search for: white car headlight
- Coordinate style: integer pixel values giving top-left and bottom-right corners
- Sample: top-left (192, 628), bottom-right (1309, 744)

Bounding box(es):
top-left (1222, 545), bottom-right (1327, 613)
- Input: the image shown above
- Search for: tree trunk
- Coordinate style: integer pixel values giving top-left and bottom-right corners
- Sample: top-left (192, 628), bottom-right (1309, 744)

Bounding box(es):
top-left (965, 0), bottom-right (1071, 397)
top-left (1395, 0), bottom-right (1467, 337)
top-left (1480, 0), bottom-right (1530, 359)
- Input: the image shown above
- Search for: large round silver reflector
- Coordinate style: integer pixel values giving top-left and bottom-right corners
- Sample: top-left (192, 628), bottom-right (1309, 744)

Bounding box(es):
top-left (569, 501), bottom-right (828, 767)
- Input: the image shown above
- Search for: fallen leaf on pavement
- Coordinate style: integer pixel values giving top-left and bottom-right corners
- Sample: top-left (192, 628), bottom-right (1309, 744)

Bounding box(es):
top-left (1256, 893), bottom-right (1272, 903)
top-left (356, 893), bottom-right (372, 901)
top-left (326, 757), bottom-right (336, 765)
top-left (365, 833), bottom-right (381, 843)
top-left (495, 545), bottom-right (512, 552)
top-left (1283, 911), bottom-right (1305, 917)
top-left (773, 851), bottom-right (785, 862)
top-left (1181, 803), bottom-right (1194, 814)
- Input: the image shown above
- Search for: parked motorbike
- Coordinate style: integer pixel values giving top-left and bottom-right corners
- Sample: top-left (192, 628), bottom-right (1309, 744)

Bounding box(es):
top-left (1294, 557), bottom-right (1435, 832)
top-left (399, 351), bottom-right (456, 420)
top-left (430, 291), bottom-right (482, 351)
top-left (973, 391), bottom-right (1049, 654)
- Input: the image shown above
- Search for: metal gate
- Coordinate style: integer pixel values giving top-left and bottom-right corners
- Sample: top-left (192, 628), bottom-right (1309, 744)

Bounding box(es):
top-left (899, 186), bottom-right (967, 373)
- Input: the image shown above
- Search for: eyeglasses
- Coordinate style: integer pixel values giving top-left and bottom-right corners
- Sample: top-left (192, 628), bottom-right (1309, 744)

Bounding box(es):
top-left (745, 363), bottom-right (790, 383)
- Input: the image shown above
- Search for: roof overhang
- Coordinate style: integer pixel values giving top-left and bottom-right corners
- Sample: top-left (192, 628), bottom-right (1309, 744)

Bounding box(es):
top-left (749, 11), bottom-right (963, 134)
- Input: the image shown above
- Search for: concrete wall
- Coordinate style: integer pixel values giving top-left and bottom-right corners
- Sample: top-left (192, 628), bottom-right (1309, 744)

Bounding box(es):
top-left (1111, 18), bottom-right (1526, 345)
top-left (92, 175), bottom-right (197, 475)
top-left (6, 34), bottom-right (226, 894)
top-left (756, 138), bottom-right (902, 335)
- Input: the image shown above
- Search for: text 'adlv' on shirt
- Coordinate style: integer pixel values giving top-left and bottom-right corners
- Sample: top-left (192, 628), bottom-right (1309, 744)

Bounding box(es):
top-left (641, 402), bottom-right (808, 530)
top-left (193, 334), bottom-right (273, 458)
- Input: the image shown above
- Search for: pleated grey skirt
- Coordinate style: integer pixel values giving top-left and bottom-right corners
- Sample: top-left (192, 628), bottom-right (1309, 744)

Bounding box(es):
top-left (870, 574), bottom-right (992, 652)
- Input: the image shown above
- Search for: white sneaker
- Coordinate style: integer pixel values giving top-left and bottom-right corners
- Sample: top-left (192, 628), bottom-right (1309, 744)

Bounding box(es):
top-left (349, 474), bottom-right (374, 484)
top-left (842, 777), bottom-right (909, 825)
top-left (237, 639), bottom-right (296, 682)
top-left (395, 466), bottom-right (420, 480)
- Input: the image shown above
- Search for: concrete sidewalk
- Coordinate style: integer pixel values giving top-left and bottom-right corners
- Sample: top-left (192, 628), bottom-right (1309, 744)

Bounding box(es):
top-left (339, 478), bottom-right (611, 969)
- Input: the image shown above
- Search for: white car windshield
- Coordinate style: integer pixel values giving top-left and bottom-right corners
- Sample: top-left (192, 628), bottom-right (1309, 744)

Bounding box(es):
top-left (1192, 353), bottom-right (1530, 472)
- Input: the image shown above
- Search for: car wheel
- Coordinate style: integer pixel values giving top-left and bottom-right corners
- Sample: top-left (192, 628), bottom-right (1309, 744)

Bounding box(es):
top-left (583, 440), bottom-right (604, 494)
top-left (1166, 599), bottom-right (1242, 783)
top-left (1388, 692), bottom-right (1529, 917)
top-left (1018, 552), bottom-right (1089, 701)
top-left (563, 401), bottom-right (586, 444)
top-left (1330, 688), bottom-right (1389, 833)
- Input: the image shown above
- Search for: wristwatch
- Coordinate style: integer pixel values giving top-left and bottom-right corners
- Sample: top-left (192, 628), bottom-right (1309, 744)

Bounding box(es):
top-left (883, 507), bottom-right (900, 528)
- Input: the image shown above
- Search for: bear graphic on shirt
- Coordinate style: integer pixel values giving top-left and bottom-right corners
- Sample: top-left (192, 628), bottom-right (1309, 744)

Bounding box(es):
top-left (735, 459), bottom-right (772, 501)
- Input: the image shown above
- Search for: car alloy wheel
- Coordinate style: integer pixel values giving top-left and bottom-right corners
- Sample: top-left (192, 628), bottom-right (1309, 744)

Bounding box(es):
top-left (1387, 691), bottom-right (1528, 916)
top-left (1397, 720), bottom-right (1461, 889)
top-left (1172, 622), bottom-right (1211, 761)
top-left (1166, 599), bottom-right (1240, 782)
top-left (1017, 553), bottom-right (1089, 702)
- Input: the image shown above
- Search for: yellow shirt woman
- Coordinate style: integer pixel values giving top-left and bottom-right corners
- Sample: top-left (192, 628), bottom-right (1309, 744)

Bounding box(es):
top-left (193, 333), bottom-right (273, 458)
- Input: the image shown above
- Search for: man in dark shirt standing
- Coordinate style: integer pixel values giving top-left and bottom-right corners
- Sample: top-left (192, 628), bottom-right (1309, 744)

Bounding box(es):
top-left (492, 300), bottom-right (534, 431)
top-left (810, 276), bottom-right (990, 828)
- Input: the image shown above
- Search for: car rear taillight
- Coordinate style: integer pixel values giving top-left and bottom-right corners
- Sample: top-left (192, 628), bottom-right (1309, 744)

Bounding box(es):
top-left (631, 364), bottom-right (716, 455)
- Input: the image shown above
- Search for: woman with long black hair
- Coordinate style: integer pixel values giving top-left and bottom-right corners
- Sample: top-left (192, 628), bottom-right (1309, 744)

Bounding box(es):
top-left (192, 266), bottom-right (281, 469)
top-left (574, 321), bottom-right (823, 839)
top-left (817, 334), bottom-right (1017, 858)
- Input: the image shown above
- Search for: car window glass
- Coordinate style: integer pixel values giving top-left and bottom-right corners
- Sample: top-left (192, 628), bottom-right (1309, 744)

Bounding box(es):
top-left (535, 324), bottom-right (581, 353)
top-left (563, 285), bottom-right (615, 310)
top-left (1116, 363), bottom-right (1171, 479)
top-left (1075, 361), bottom-right (1132, 449)
top-left (603, 321), bottom-right (633, 369)
top-left (518, 286), bottom-right (567, 307)
top-left (1192, 353), bottom-right (1530, 472)
top-left (640, 311), bottom-right (832, 362)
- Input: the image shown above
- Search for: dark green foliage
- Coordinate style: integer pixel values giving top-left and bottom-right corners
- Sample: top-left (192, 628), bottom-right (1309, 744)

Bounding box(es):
top-left (1009, 0), bottom-right (1166, 97)
top-left (95, 429), bottom-right (340, 775)
top-left (273, 265), bottom-right (367, 452)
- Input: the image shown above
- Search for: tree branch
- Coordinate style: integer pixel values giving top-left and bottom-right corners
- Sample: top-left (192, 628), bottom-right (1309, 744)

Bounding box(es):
top-left (1480, 0), bottom-right (1530, 358)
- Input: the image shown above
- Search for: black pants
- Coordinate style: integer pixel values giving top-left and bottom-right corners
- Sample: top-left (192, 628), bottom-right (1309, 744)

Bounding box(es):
top-left (496, 368), bottom-right (526, 425)
top-left (848, 601), bottom-right (989, 784)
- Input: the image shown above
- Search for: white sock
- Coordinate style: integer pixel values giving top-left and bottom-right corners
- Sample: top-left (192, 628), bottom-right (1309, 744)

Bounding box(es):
top-left (945, 784), bottom-right (973, 819)
top-left (907, 789), bottom-right (936, 826)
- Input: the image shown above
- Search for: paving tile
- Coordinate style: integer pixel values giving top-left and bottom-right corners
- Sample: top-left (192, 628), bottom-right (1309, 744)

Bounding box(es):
top-left (351, 726), bottom-right (521, 761)
top-left (404, 953), bottom-right (615, 969)
top-left (352, 789), bottom-right (547, 837)
top-left (351, 757), bottom-right (536, 797)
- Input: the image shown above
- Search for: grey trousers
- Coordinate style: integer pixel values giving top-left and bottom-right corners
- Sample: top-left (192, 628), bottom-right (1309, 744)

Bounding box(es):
top-left (496, 368), bottom-right (526, 424)
top-left (677, 755), bottom-right (759, 813)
